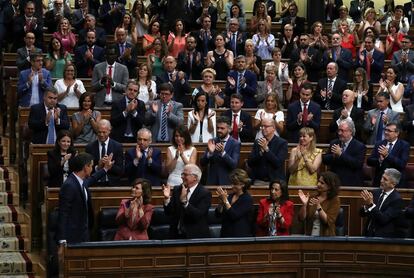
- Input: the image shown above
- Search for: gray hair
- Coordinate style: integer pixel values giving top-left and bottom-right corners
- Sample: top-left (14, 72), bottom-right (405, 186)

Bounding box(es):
top-left (338, 119), bottom-right (355, 136)
top-left (327, 62), bottom-right (339, 72)
top-left (98, 119), bottom-right (112, 130)
top-left (137, 128), bottom-right (152, 141)
top-left (185, 164), bottom-right (202, 182)
top-left (384, 168), bottom-right (401, 185)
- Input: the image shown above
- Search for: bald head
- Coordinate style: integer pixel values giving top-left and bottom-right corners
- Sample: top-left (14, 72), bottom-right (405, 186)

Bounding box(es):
top-left (342, 89), bottom-right (355, 105)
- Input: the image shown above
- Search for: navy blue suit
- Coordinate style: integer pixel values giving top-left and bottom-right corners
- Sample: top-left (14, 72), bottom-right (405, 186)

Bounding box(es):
top-left (360, 189), bottom-right (404, 238)
top-left (222, 110), bottom-right (254, 142)
top-left (99, 1), bottom-right (125, 33)
top-left (247, 135), bottom-right (288, 182)
top-left (329, 106), bottom-right (365, 141)
top-left (405, 195), bottom-right (414, 238)
top-left (322, 138), bottom-right (366, 186)
top-left (322, 48), bottom-right (353, 82)
top-left (200, 136), bottom-right (241, 185)
top-left (314, 77), bottom-right (348, 110)
top-left (286, 100), bottom-right (321, 143)
top-left (115, 42), bottom-right (138, 78)
top-left (367, 139), bottom-right (410, 187)
top-left (225, 70), bottom-right (258, 108)
top-left (74, 44), bottom-right (105, 78)
top-left (17, 68), bottom-right (52, 107)
top-left (28, 103), bottom-right (70, 144)
top-left (125, 147), bottom-right (162, 187)
top-left (78, 27), bottom-right (107, 47)
top-left (356, 49), bottom-right (384, 83)
top-left (157, 71), bottom-right (191, 107)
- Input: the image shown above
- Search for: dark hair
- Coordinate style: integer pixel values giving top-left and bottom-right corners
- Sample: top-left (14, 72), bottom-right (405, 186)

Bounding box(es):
top-left (386, 66), bottom-right (400, 85)
top-left (78, 92), bottom-right (95, 111)
top-left (301, 82), bottom-right (313, 91)
top-left (148, 20), bottom-right (160, 35)
top-left (384, 0), bottom-right (395, 13)
top-left (132, 0), bottom-right (145, 19)
top-left (363, 27), bottom-right (379, 39)
top-left (216, 116), bottom-right (231, 126)
top-left (387, 20), bottom-right (400, 33)
top-left (319, 171), bottom-right (341, 200)
top-left (131, 178), bottom-right (152, 204)
top-left (171, 125), bottom-right (192, 148)
top-left (137, 62), bottom-right (153, 83)
top-left (172, 18), bottom-right (185, 35)
top-left (54, 130), bottom-right (75, 153)
top-left (386, 122), bottom-right (401, 133)
top-left (193, 91), bottom-right (209, 112)
top-left (118, 13), bottom-right (133, 33)
top-left (268, 179), bottom-right (289, 204)
top-left (395, 5), bottom-right (404, 12)
top-left (230, 3), bottom-right (244, 18)
top-left (63, 63), bottom-right (77, 79)
top-left (48, 37), bottom-right (65, 59)
top-left (229, 168), bottom-right (251, 193)
top-left (230, 93), bottom-right (244, 102)
top-left (159, 82), bottom-right (173, 93)
top-left (376, 91), bottom-right (390, 100)
top-left (152, 37), bottom-right (167, 58)
top-left (69, 152), bottom-right (94, 172)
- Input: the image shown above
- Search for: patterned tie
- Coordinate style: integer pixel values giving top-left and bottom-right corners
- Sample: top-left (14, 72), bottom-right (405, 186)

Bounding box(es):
top-left (161, 104), bottom-right (168, 141)
top-left (302, 103), bottom-right (308, 126)
top-left (366, 53), bottom-right (371, 82)
top-left (46, 109), bottom-right (55, 144)
top-left (237, 72), bottom-right (243, 94)
top-left (232, 114), bottom-right (239, 140)
top-left (326, 79), bottom-right (333, 110)
top-left (107, 65), bottom-right (112, 96)
top-left (388, 142), bottom-right (393, 152)
top-left (376, 112), bottom-right (384, 142)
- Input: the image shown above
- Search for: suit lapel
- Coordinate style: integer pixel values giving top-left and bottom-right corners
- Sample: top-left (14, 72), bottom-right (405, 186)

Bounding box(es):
top-left (189, 185), bottom-right (201, 204)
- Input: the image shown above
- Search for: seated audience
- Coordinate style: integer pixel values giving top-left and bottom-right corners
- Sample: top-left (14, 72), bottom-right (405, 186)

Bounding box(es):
top-left (167, 19), bottom-right (187, 58)
top-left (162, 164), bottom-right (212, 239)
top-left (222, 94), bottom-right (254, 142)
top-left (191, 68), bottom-right (225, 109)
top-left (47, 130), bottom-right (77, 187)
top-left (114, 178), bottom-right (154, 240)
top-left (352, 67), bottom-right (373, 111)
top-left (205, 34), bottom-right (234, 81)
top-left (285, 62), bottom-right (309, 105)
top-left (187, 92), bottom-right (216, 143)
top-left (44, 0), bottom-right (71, 33)
top-left (125, 128), bottom-right (162, 187)
top-left (252, 19), bottom-right (275, 60)
top-left (298, 171), bottom-right (341, 236)
top-left (16, 32), bottom-right (42, 71)
top-left (72, 93), bottom-right (101, 144)
top-left (377, 67), bottom-right (404, 113)
top-left (216, 169), bottom-right (254, 237)
top-left (391, 35), bottom-right (414, 83)
top-left (244, 39), bottom-right (262, 81)
top-left (288, 127), bottom-right (322, 186)
top-left (78, 14), bottom-right (107, 47)
top-left (53, 17), bottom-right (77, 54)
top-left (256, 179), bottom-right (294, 236)
top-left (55, 64), bottom-right (86, 108)
top-left (44, 37), bottom-right (72, 79)
top-left (74, 31), bottom-right (105, 78)
top-left (253, 93), bottom-right (284, 139)
top-left (136, 63), bottom-right (157, 106)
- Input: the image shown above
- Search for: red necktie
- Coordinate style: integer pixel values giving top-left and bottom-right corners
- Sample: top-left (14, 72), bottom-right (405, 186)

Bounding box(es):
top-left (107, 65), bottom-right (112, 95)
top-left (366, 53), bottom-right (371, 82)
top-left (232, 114), bottom-right (239, 140)
top-left (302, 103), bottom-right (308, 126)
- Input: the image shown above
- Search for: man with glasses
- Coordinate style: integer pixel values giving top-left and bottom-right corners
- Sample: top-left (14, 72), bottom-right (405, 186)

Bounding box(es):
top-left (367, 123), bottom-right (409, 187)
top-left (223, 18), bottom-right (247, 57)
top-left (278, 24), bottom-right (298, 59)
top-left (13, 1), bottom-right (43, 51)
top-left (391, 36), bottom-right (414, 83)
top-left (322, 32), bottom-right (353, 82)
top-left (16, 32), bottom-right (41, 71)
top-left (162, 164), bottom-right (212, 239)
top-left (280, 2), bottom-right (305, 39)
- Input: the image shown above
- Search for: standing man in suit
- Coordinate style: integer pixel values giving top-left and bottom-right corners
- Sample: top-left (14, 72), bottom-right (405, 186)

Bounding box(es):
top-left (391, 36), bottom-right (414, 83)
top-left (18, 53), bottom-right (52, 107)
top-left (222, 94), bottom-right (254, 142)
top-left (71, 0), bottom-right (98, 32)
top-left (363, 92), bottom-right (400, 145)
top-left (314, 62), bottom-right (348, 110)
top-left (125, 128), bottom-right (162, 187)
top-left (356, 35), bottom-right (384, 83)
top-left (223, 18), bottom-right (247, 57)
top-left (200, 116), bottom-right (241, 185)
top-left (403, 103), bottom-right (414, 145)
top-left (247, 118), bottom-right (288, 185)
top-left (99, 0), bottom-right (125, 33)
top-left (163, 164), bottom-right (211, 239)
top-left (323, 119), bottom-right (366, 186)
top-left (57, 153), bottom-right (113, 255)
top-left (225, 55), bottom-right (258, 108)
top-left (92, 45), bottom-right (129, 107)
top-left (360, 168), bottom-right (404, 237)
top-left (28, 87), bottom-right (70, 144)
top-left (404, 0), bottom-right (414, 24)
top-left (367, 123), bottom-right (409, 187)
top-left (145, 83), bottom-right (184, 143)
top-left (194, 0), bottom-right (218, 30)
top-left (287, 83), bottom-right (321, 143)
top-left (329, 89), bottom-right (364, 141)
top-left (78, 14), bottom-right (106, 47)
top-left (177, 35), bottom-right (203, 81)
top-left (114, 28), bottom-right (138, 78)
top-left (190, 15), bottom-right (216, 58)
top-left (322, 32), bottom-right (353, 82)
top-left (85, 119), bottom-right (124, 186)
top-left (280, 2), bottom-right (305, 39)
top-left (16, 32), bottom-right (41, 71)
top-left (74, 31), bottom-right (105, 78)
top-left (43, 0), bottom-right (71, 33)
top-left (110, 80), bottom-right (146, 143)
top-left (12, 1), bottom-right (43, 51)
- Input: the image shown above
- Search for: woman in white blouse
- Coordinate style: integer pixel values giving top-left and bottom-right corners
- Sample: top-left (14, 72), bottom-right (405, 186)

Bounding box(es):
top-left (253, 93), bottom-right (284, 139)
top-left (377, 67), bottom-right (404, 113)
top-left (55, 64), bottom-right (86, 108)
top-left (187, 91), bottom-right (216, 143)
top-left (136, 63), bottom-right (157, 106)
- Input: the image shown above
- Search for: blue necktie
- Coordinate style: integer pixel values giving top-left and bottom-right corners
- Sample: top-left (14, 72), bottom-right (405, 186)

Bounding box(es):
top-left (47, 109), bottom-right (55, 144)
top-left (237, 73), bottom-right (243, 94)
top-left (232, 33), bottom-right (237, 56)
top-left (376, 112), bottom-right (384, 142)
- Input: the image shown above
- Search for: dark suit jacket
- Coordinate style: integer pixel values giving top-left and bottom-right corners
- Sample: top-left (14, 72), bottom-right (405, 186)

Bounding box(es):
top-left (280, 15), bottom-right (305, 39)
top-left (78, 27), bottom-right (107, 47)
top-left (322, 48), bottom-right (353, 82)
top-left (99, 1), bottom-right (125, 33)
top-left (110, 97), bottom-right (146, 143)
top-left (404, 2), bottom-right (414, 23)
top-left (85, 138), bottom-right (124, 185)
top-left (367, 139), bottom-right (410, 187)
top-left (74, 44), bottom-right (105, 78)
top-left (12, 14), bottom-right (43, 51)
top-left (176, 50), bottom-right (203, 81)
top-left (223, 31), bottom-right (247, 57)
top-left (124, 147), bottom-right (162, 187)
top-left (247, 135), bottom-right (288, 182)
top-left (28, 103), bottom-right (70, 144)
top-left (360, 188), bottom-right (404, 237)
top-left (57, 169), bottom-right (106, 243)
top-left (16, 47), bottom-right (41, 71)
top-left (47, 148), bottom-right (77, 187)
top-left (286, 100), bottom-right (321, 143)
top-left (314, 77), bottom-right (348, 110)
top-left (322, 138), bottom-right (366, 186)
top-left (194, 5), bottom-right (217, 29)
top-left (17, 68), bottom-right (52, 107)
top-left (157, 71), bottom-right (191, 107)
top-left (216, 192), bottom-right (254, 237)
top-left (44, 7), bottom-right (71, 33)
top-left (355, 49), bottom-right (385, 83)
top-left (115, 42), bottom-right (138, 78)
top-left (349, 0), bottom-right (374, 22)
top-left (164, 184), bottom-right (212, 239)
top-left (71, 8), bottom-right (98, 32)
top-left (329, 106), bottom-right (365, 140)
top-left (391, 49), bottom-right (414, 83)
top-left (403, 104), bottom-right (414, 145)
top-left (222, 110), bottom-right (254, 142)
top-left (289, 47), bottom-right (323, 82)
top-left (190, 29), bottom-right (216, 57)
top-left (225, 70), bottom-right (258, 108)
top-left (200, 136), bottom-right (241, 185)
top-left (405, 195), bottom-right (414, 238)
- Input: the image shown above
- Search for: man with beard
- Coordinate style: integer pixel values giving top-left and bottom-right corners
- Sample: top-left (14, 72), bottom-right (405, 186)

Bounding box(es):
top-left (78, 14), bottom-right (107, 47)
top-left (74, 30), bottom-right (105, 78)
top-left (177, 36), bottom-right (203, 81)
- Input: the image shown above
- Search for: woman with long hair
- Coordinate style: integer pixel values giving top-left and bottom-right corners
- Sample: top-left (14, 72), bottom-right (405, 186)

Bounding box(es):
top-left (44, 37), bottom-right (72, 78)
top-left (132, 0), bottom-right (149, 38)
top-left (250, 1), bottom-right (271, 34)
top-left (53, 17), bottom-right (76, 53)
top-left (71, 93), bottom-right (101, 143)
top-left (252, 18), bottom-right (275, 60)
top-left (298, 171), bottom-right (341, 236)
top-left (358, 8), bottom-right (381, 39)
top-left (142, 20), bottom-right (162, 56)
top-left (167, 19), bottom-right (187, 58)
top-left (226, 3), bottom-right (246, 31)
top-left (286, 62), bottom-right (309, 105)
top-left (115, 12), bottom-right (137, 45)
top-left (55, 64), bottom-right (86, 108)
top-left (147, 37), bottom-right (167, 78)
top-left (352, 67), bottom-right (373, 111)
top-left (378, 67), bottom-right (404, 113)
top-left (205, 34), bottom-right (234, 81)
top-left (253, 93), bottom-right (284, 139)
top-left (288, 127), bottom-right (322, 186)
top-left (191, 68), bottom-right (224, 108)
top-left (187, 91), bottom-right (216, 143)
top-left (136, 63), bottom-right (157, 106)
top-left (385, 20), bottom-right (403, 60)
top-left (338, 19), bottom-right (359, 59)
top-left (309, 21), bottom-right (329, 52)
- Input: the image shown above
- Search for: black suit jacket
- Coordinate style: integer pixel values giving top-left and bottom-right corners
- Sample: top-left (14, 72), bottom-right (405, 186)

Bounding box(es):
top-left (403, 104), bottom-right (414, 145)
top-left (329, 106), bottom-right (364, 140)
top-left (176, 50), bottom-right (203, 80)
top-left (360, 189), bottom-right (404, 238)
top-left (164, 184), bottom-right (212, 239)
top-left (78, 27), bottom-right (107, 47)
top-left (355, 49), bottom-right (385, 83)
top-left (158, 71), bottom-right (191, 107)
top-left (314, 77), bottom-right (348, 110)
top-left (322, 138), bottom-right (366, 186)
top-left (404, 2), bottom-right (414, 23)
top-left (289, 47), bottom-right (323, 82)
top-left (47, 148), bottom-right (77, 187)
top-left (74, 44), bottom-right (105, 78)
top-left (281, 15), bottom-right (305, 39)
top-left (190, 29), bottom-right (217, 57)
top-left (99, 1), bottom-right (125, 33)
top-left (124, 147), bottom-right (162, 187)
top-left (12, 14), bottom-right (43, 51)
top-left (115, 42), bottom-right (138, 78)
top-left (322, 48), bottom-right (353, 82)
top-left (44, 7), bottom-right (71, 33)
top-left (286, 100), bottom-right (321, 143)
top-left (110, 97), bottom-right (146, 143)
top-left (222, 110), bottom-right (254, 142)
top-left (223, 31), bottom-right (247, 57)
top-left (85, 139), bottom-right (124, 185)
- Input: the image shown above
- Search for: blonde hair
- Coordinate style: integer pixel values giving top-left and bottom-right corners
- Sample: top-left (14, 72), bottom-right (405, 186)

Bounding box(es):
top-left (299, 127), bottom-right (316, 152)
top-left (201, 67), bottom-right (216, 78)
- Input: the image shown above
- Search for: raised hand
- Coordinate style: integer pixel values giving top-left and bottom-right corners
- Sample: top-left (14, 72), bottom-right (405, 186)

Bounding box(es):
top-left (216, 186), bottom-right (228, 203)
top-left (151, 102), bottom-right (159, 113)
top-left (207, 139), bottom-right (216, 153)
top-left (162, 184), bottom-right (171, 199)
top-left (298, 189), bottom-right (309, 204)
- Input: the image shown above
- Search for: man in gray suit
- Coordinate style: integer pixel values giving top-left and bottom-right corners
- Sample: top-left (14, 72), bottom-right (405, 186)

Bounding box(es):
top-left (363, 92), bottom-right (400, 145)
top-left (92, 45), bottom-right (129, 107)
top-left (391, 36), bottom-right (414, 83)
top-left (16, 32), bottom-right (42, 71)
top-left (145, 83), bottom-right (184, 143)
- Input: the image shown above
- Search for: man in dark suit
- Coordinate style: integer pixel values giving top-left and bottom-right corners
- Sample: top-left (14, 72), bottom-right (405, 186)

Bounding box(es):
top-left (247, 118), bottom-right (288, 185)
top-left (78, 14), bottom-right (106, 47)
top-left (367, 122), bottom-right (409, 187)
top-left (176, 36), bottom-right (203, 81)
top-left (99, 0), bottom-right (125, 33)
top-left (403, 103), bottom-right (414, 145)
top-left (356, 35), bottom-right (384, 83)
top-left (322, 32), bottom-right (353, 82)
top-left (190, 15), bottom-right (216, 58)
top-left (71, 0), bottom-right (98, 32)
top-left (12, 1), bottom-right (43, 51)
top-left (114, 27), bottom-right (138, 78)
top-left (225, 55), bottom-right (258, 108)
top-left (28, 87), bottom-right (70, 144)
top-left (404, 0), bottom-right (414, 24)
top-left (391, 36), bottom-right (414, 83)
top-left (57, 153), bottom-right (113, 255)
top-left (223, 18), bottom-right (247, 57)
top-left (323, 119), bottom-right (366, 186)
top-left (280, 2), bottom-right (305, 39)
top-left (286, 83), bottom-right (321, 143)
top-left (360, 168), bottom-right (404, 237)
top-left (74, 30), bottom-right (105, 78)
top-left (329, 89), bottom-right (364, 140)
top-left (349, 0), bottom-right (374, 22)
top-left (200, 116), bottom-right (241, 185)
top-left (85, 119), bottom-right (124, 186)
top-left (194, 0), bottom-right (218, 30)
top-left (222, 94), bottom-right (254, 142)
top-left (163, 164), bottom-right (212, 239)
top-left (43, 0), bottom-right (71, 33)
top-left (125, 128), bottom-right (162, 187)
top-left (314, 62), bottom-right (348, 110)
top-left (110, 80), bottom-right (146, 143)
top-left (16, 32), bottom-right (41, 71)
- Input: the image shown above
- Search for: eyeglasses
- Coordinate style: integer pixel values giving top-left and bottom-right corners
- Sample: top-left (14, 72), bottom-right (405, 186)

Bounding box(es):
top-left (332, 37), bottom-right (341, 40)
top-left (384, 128), bottom-right (397, 133)
top-left (181, 172), bottom-right (195, 177)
